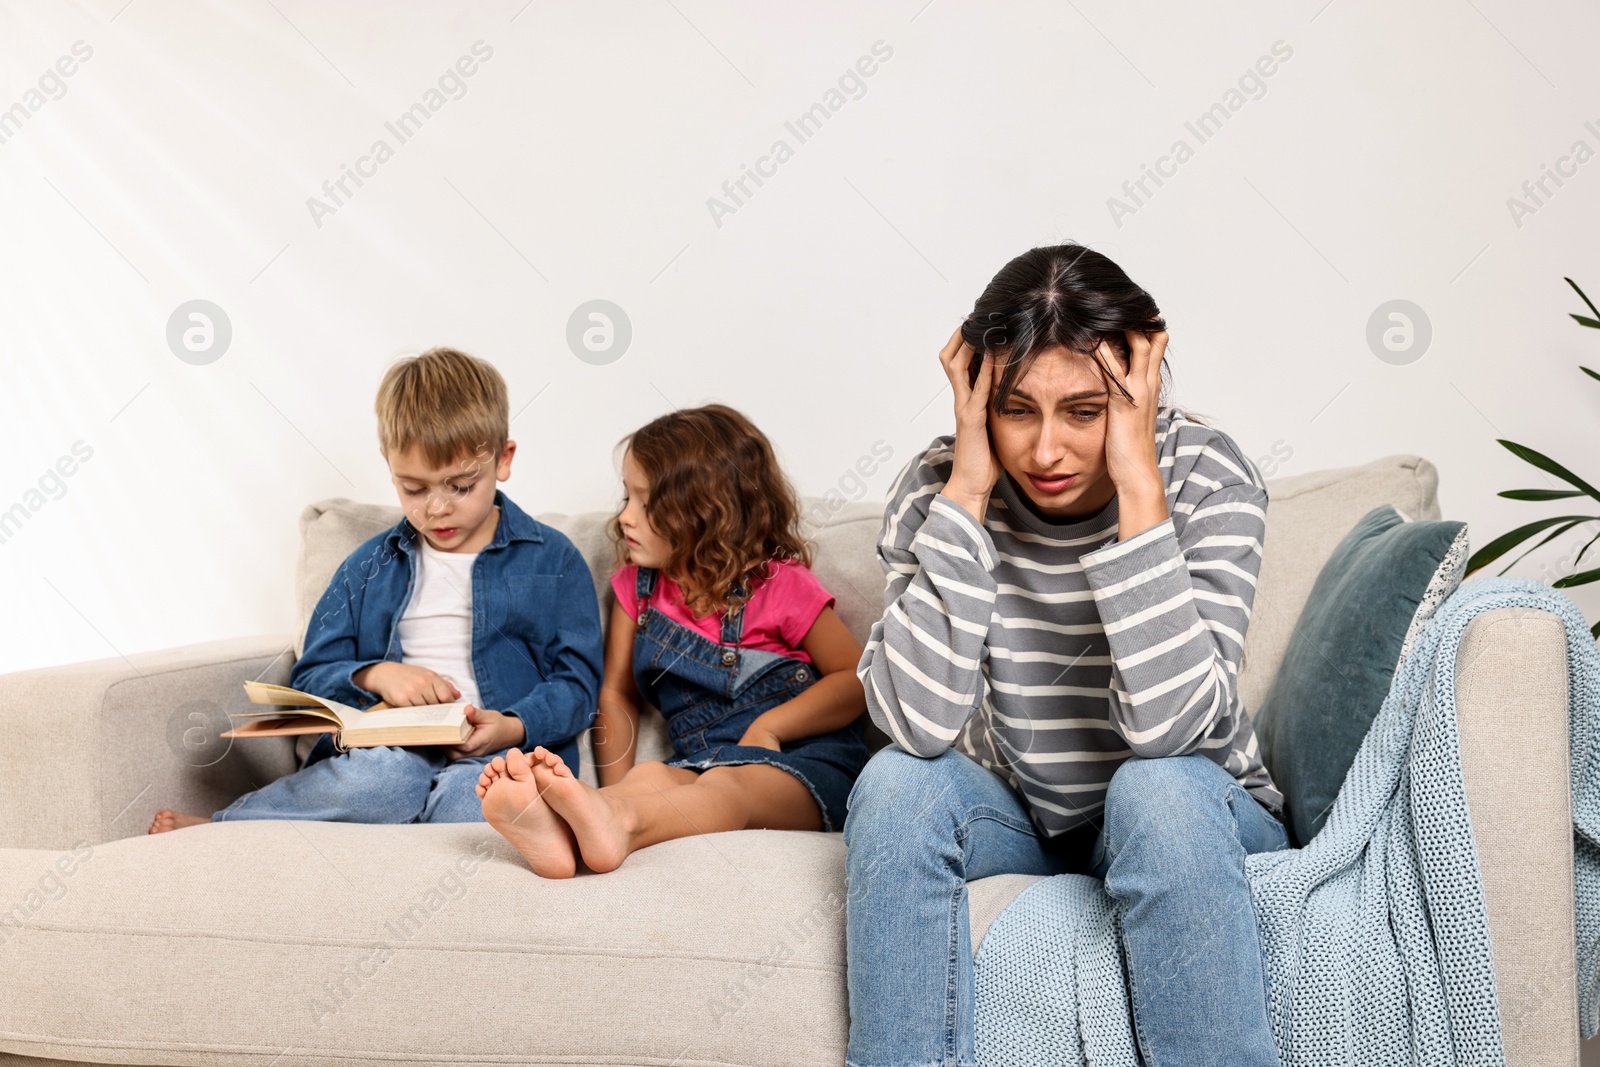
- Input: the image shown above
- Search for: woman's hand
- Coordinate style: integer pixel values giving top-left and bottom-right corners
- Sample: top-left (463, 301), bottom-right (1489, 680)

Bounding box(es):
top-left (1092, 329), bottom-right (1171, 538)
top-left (937, 323), bottom-right (1003, 523)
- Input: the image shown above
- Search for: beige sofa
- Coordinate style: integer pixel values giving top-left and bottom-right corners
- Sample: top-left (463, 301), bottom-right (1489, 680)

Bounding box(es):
top-left (0, 455), bottom-right (1582, 1067)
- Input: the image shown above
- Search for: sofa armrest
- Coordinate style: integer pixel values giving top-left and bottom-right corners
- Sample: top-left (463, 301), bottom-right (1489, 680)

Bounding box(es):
top-left (0, 634), bottom-right (302, 850)
top-left (1456, 606), bottom-right (1579, 1067)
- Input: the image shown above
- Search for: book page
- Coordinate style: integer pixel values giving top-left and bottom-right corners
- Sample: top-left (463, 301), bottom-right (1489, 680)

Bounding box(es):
top-left (244, 681), bottom-right (365, 729)
top-left (350, 702), bottom-right (470, 731)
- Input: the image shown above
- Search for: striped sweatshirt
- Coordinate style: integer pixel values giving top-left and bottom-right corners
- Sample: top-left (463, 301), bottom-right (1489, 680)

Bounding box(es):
top-left (858, 407), bottom-right (1285, 837)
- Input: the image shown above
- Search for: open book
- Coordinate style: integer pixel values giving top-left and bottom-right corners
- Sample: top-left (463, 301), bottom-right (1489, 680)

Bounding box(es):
top-left (223, 681), bottom-right (472, 748)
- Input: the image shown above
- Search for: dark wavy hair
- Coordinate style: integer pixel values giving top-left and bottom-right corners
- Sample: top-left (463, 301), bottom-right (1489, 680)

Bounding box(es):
top-left (962, 244), bottom-right (1176, 412)
top-left (610, 404), bottom-right (812, 618)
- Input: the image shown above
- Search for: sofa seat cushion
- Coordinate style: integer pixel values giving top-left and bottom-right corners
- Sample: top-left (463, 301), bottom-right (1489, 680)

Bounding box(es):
top-left (0, 822), bottom-right (1034, 1067)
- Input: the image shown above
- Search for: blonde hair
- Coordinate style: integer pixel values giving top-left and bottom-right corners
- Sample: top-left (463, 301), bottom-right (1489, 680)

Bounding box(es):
top-left (374, 347), bottom-right (509, 471)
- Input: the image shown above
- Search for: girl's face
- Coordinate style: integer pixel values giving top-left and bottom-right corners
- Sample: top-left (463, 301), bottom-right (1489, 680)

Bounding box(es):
top-left (988, 345), bottom-right (1120, 520)
top-left (618, 449), bottom-right (672, 569)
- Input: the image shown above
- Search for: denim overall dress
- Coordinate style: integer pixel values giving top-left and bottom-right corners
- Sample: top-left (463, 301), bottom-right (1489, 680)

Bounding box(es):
top-left (632, 566), bottom-right (867, 832)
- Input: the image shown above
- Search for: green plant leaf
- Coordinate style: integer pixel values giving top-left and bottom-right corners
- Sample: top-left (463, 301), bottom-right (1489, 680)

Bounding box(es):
top-left (1583, 365), bottom-right (1600, 383)
top-left (1576, 528), bottom-right (1600, 566)
top-left (1592, 618), bottom-right (1600, 641)
top-left (1499, 488), bottom-right (1585, 500)
top-left (1498, 439), bottom-right (1600, 502)
top-left (1467, 515), bottom-right (1596, 573)
top-left (1567, 277), bottom-right (1600, 321)
top-left (1553, 565), bottom-right (1600, 588)
top-left (1575, 316), bottom-right (1600, 329)
top-left (1494, 519), bottom-right (1593, 576)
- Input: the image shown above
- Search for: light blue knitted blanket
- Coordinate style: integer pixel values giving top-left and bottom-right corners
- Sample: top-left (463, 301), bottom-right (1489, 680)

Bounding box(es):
top-left (973, 577), bottom-right (1600, 1066)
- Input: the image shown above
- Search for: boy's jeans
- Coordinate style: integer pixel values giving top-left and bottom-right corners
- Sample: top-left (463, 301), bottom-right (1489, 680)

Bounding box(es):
top-left (213, 735), bottom-right (511, 824)
top-left (843, 746), bottom-right (1291, 1067)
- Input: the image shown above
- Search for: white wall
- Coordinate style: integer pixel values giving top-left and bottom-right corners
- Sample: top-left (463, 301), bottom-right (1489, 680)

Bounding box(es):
top-left (3, 0), bottom-right (1598, 680)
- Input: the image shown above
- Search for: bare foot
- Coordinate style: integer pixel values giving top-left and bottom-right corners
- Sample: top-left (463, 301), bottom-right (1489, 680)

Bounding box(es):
top-left (147, 810), bottom-right (208, 834)
top-left (478, 748), bottom-right (579, 879)
top-left (531, 746), bottom-right (635, 874)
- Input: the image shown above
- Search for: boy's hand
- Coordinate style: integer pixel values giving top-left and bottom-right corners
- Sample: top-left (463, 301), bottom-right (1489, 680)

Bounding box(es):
top-left (442, 705), bottom-right (526, 761)
top-left (356, 662), bottom-right (460, 707)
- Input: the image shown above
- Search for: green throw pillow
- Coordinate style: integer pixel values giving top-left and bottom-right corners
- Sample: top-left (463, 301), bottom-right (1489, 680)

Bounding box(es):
top-left (1254, 504), bottom-right (1469, 848)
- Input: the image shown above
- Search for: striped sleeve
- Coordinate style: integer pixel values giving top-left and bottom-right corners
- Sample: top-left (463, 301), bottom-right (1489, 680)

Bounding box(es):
top-left (1077, 476), bottom-right (1268, 758)
top-left (856, 446), bottom-right (998, 758)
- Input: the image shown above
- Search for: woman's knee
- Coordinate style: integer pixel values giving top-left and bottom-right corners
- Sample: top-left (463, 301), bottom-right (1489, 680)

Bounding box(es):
top-left (1105, 753), bottom-right (1227, 807)
top-left (1102, 754), bottom-right (1237, 851)
top-left (843, 745), bottom-right (966, 847)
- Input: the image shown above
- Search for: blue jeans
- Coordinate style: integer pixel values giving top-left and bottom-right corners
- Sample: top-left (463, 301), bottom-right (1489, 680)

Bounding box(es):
top-left (843, 746), bottom-right (1291, 1067)
top-left (213, 735), bottom-right (511, 824)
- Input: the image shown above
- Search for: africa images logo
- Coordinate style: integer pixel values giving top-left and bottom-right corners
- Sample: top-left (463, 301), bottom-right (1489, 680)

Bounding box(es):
top-left (705, 41), bottom-right (894, 228)
top-left (0, 41), bottom-right (94, 149)
top-left (304, 41), bottom-right (494, 228)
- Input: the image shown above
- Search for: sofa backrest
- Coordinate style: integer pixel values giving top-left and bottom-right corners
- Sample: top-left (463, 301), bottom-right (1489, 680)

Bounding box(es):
top-left (293, 453), bottom-right (1440, 749)
top-left (1235, 454), bottom-right (1440, 716)
top-left (293, 497), bottom-right (885, 659)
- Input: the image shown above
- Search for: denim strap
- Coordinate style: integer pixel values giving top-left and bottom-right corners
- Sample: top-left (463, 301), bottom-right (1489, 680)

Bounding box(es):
top-left (635, 565), bottom-right (657, 614)
top-left (639, 565), bottom-right (748, 655)
top-left (720, 581), bottom-right (749, 646)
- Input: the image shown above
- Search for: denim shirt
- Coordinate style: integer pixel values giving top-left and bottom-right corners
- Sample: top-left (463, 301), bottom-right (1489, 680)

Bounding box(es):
top-left (290, 489), bottom-right (604, 766)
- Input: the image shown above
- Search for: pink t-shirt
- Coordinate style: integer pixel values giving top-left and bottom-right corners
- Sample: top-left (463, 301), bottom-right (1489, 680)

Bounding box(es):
top-left (610, 559), bottom-right (835, 665)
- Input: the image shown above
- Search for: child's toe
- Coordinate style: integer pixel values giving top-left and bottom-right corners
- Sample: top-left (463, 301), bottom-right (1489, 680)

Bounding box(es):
top-left (505, 747), bottom-right (533, 778)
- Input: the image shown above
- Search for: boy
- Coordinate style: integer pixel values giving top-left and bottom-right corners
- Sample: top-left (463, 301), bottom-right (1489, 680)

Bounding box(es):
top-left (149, 347), bottom-right (603, 831)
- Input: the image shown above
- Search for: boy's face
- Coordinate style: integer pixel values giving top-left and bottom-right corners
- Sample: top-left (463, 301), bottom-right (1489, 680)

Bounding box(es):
top-left (387, 440), bottom-right (515, 553)
top-left (618, 448), bottom-right (670, 570)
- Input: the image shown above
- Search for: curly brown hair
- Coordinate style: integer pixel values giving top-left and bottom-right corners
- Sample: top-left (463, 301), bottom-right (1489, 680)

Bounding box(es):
top-left (610, 404), bottom-right (812, 618)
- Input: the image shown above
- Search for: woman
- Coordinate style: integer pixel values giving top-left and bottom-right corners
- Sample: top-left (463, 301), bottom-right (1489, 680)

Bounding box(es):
top-left (845, 244), bottom-right (1290, 1067)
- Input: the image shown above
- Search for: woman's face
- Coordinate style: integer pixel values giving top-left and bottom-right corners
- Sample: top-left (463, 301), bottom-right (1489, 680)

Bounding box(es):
top-left (988, 345), bottom-right (1120, 521)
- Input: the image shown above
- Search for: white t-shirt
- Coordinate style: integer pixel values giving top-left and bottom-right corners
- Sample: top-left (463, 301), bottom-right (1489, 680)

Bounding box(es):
top-left (396, 540), bottom-right (482, 708)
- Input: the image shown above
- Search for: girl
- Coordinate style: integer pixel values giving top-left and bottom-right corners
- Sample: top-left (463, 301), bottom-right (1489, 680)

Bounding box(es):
top-left (845, 245), bottom-right (1290, 1067)
top-left (476, 404), bottom-right (869, 878)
